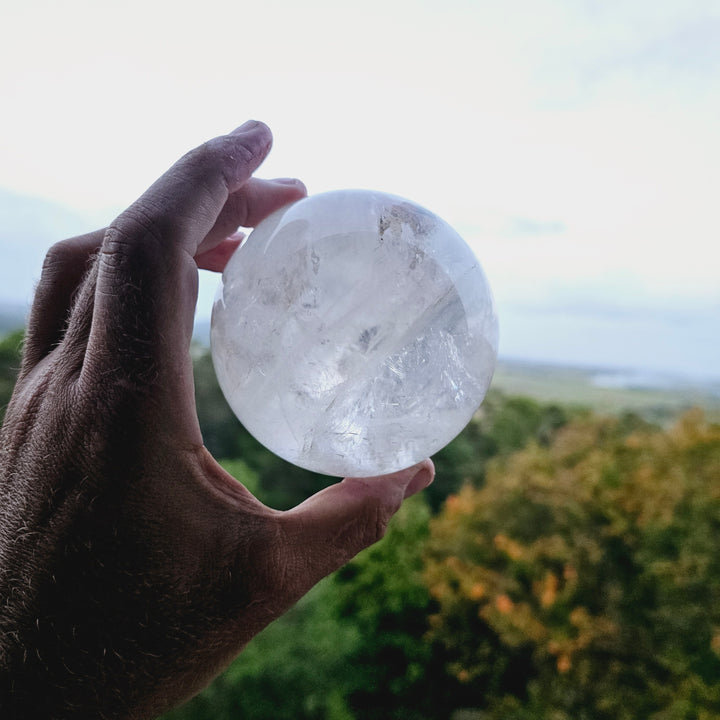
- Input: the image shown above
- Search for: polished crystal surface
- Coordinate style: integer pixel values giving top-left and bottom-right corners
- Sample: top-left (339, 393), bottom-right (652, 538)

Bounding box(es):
top-left (211, 190), bottom-right (498, 477)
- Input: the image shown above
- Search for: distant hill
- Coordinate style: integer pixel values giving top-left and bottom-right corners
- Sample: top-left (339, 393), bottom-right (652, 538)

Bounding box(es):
top-left (0, 188), bottom-right (108, 308)
top-left (492, 358), bottom-right (720, 422)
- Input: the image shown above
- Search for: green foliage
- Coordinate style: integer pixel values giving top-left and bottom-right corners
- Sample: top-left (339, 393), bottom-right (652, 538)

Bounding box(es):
top-left (217, 458), bottom-right (261, 497)
top-left (162, 581), bottom-right (359, 720)
top-left (431, 391), bottom-right (569, 510)
top-left (484, 394), bottom-right (568, 454)
top-left (0, 329), bottom-right (23, 425)
top-left (325, 494), bottom-right (455, 720)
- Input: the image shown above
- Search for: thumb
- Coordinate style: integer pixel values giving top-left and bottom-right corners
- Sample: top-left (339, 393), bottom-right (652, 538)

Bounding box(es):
top-left (276, 459), bottom-right (435, 597)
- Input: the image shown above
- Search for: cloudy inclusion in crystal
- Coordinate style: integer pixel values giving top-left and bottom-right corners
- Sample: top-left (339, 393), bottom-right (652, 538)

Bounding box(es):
top-left (211, 190), bottom-right (499, 477)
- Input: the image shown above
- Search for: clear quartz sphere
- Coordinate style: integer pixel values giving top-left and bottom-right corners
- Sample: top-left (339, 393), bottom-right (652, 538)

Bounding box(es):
top-left (210, 189), bottom-right (499, 478)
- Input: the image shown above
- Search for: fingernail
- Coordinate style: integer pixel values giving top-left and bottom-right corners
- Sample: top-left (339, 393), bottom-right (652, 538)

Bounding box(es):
top-left (403, 460), bottom-right (435, 499)
top-left (236, 119), bottom-right (261, 132)
top-left (232, 120), bottom-right (271, 139)
top-left (272, 177), bottom-right (308, 196)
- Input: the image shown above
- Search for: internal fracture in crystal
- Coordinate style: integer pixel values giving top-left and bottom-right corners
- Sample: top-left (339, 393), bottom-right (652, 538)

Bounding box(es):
top-left (211, 189), bottom-right (499, 477)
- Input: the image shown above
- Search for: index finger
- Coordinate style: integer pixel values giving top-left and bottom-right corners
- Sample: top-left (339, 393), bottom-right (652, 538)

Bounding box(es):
top-left (122, 120), bottom-right (273, 257)
top-left (83, 121), bottom-right (274, 384)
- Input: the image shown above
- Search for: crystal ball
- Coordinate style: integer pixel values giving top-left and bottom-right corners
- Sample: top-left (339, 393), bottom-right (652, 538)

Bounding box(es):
top-left (210, 189), bottom-right (498, 478)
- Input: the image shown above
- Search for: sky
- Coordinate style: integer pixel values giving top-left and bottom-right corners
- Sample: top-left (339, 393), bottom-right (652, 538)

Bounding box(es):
top-left (1, 0), bottom-right (719, 381)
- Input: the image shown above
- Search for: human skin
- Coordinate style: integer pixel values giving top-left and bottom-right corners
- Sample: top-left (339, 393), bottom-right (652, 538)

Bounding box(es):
top-left (0, 120), bottom-right (434, 719)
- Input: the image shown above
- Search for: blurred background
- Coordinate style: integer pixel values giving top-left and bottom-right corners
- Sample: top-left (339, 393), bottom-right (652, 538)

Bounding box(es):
top-left (1, 1), bottom-right (719, 718)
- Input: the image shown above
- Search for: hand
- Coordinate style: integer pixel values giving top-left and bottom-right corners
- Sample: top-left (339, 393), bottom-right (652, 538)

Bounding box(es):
top-left (0, 121), bottom-right (434, 720)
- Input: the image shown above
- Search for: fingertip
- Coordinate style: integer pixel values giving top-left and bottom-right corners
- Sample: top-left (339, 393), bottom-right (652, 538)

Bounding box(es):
top-left (277, 459), bottom-right (435, 591)
top-left (231, 120), bottom-right (273, 158)
top-left (383, 458), bottom-right (435, 499)
top-left (402, 459), bottom-right (435, 499)
top-left (230, 119), bottom-right (273, 143)
top-left (346, 458), bottom-right (435, 500)
top-left (195, 233), bottom-right (245, 272)
top-left (208, 121), bottom-right (273, 194)
top-left (236, 177), bottom-right (308, 227)
top-left (270, 177), bottom-right (308, 195)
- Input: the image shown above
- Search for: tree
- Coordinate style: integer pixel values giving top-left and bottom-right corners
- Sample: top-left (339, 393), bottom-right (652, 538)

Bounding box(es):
top-left (430, 391), bottom-right (568, 510)
top-left (161, 579), bottom-right (359, 720)
top-left (424, 411), bottom-right (720, 719)
top-left (326, 493), bottom-right (460, 720)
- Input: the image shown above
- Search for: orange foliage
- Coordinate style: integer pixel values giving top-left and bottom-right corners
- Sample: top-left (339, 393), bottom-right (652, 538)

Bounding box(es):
top-left (495, 594), bottom-right (514, 614)
top-left (423, 410), bottom-right (720, 717)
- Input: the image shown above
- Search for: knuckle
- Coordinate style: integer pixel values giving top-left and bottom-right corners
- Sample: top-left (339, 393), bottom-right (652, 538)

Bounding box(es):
top-left (108, 204), bottom-right (165, 246)
top-left (41, 239), bottom-right (87, 278)
top-left (102, 206), bottom-right (169, 273)
top-left (223, 191), bottom-right (251, 225)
